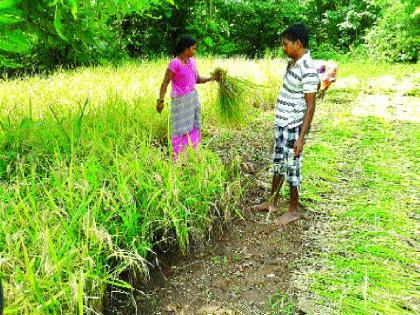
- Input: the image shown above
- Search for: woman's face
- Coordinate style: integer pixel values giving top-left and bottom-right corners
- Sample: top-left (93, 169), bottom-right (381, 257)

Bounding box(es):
top-left (185, 44), bottom-right (197, 58)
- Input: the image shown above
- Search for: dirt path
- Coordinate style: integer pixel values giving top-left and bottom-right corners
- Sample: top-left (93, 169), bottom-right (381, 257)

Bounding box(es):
top-left (137, 206), bottom-right (309, 314)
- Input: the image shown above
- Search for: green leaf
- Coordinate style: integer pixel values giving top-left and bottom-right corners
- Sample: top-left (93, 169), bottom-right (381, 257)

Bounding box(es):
top-left (54, 6), bottom-right (67, 41)
top-left (48, 0), bottom-right (61, 6)
top-left (0, 29), bottom-right (31, 54)
top-left (0, 7), bottom-right (24, 24)
top-left (67, 0), bottom-right (77, 20)
top-left (204, 36), bottom-right (214, 46)
top-left (0, 15), bottom-right (22, 24)
top-left (0, 0), bottom-right (21, 11)
top-left (0, 53), bottom-right (22, 68)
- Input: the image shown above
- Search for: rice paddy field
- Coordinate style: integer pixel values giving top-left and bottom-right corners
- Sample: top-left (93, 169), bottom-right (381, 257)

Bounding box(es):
top-left (0, 58), bottom-right (418, 314)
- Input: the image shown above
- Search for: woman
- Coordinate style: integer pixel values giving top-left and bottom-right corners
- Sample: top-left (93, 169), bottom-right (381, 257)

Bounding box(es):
top-left (156, 35), bottom-right (215, 159)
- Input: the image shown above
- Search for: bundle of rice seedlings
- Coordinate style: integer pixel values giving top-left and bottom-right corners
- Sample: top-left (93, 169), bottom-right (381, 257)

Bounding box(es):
top-left (211, 67), bottom-right (259, 125)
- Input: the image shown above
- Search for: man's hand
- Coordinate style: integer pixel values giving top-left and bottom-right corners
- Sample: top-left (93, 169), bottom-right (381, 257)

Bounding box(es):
top-left (294, 138), bottom-right (304, 157)
top-left (156, 100), bottom-right (164, 113)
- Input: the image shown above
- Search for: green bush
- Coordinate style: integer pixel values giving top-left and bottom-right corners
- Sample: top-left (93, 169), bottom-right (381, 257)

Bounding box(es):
top-left (0, 0), bottom-right (173, 74)
top-left (184, 0), bottom-right (381, 58)
top-left (365, 0), bottom-right (419, 63)
top-left (187, 0), bottom-right (305, 57)
top-left (305, 0), bottom-right (381, 53)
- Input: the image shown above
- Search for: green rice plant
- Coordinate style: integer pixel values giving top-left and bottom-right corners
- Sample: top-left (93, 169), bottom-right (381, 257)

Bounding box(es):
top-left (268, 292), bottom-right (296, 315)
top-left (0, 58), bottom-right (260, 313)
top-left (212, 67), bottom-right (260, 125)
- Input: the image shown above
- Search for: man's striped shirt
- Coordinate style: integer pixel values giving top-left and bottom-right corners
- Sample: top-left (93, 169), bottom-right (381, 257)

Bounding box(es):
top-left (275, 51), bottom-right (320, 128)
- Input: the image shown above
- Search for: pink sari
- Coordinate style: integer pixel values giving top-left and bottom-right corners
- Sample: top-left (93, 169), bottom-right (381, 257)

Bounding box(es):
top-left (171, 127), bottom-right (201, 160)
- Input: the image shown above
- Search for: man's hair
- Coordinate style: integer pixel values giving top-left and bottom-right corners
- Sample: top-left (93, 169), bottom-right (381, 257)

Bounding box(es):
top-left (281, 23), bottom-right (309, 48)
top-left (174, 35), bottom-right (197, 57)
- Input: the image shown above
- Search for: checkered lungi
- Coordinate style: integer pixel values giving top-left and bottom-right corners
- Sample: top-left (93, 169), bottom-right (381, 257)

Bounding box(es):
top-left (272, 125), bottom-right (303, 188)
top-left (171, 90), bottom-right (201, 136)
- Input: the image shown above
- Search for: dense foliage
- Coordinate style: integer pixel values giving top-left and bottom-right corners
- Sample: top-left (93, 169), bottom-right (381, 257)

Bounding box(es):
top-left (0, 0), bottom-right (418, 73)
top-left (365, 0), bottom-right (419, 62)
top-left (0, 0), bottom-right (173, 72)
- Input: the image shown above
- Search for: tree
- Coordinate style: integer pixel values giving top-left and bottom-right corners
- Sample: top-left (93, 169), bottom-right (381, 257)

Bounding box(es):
top-left (365, 0), bottom-right (419, 62)
top-left (0, 0), bottom-right (174, 72)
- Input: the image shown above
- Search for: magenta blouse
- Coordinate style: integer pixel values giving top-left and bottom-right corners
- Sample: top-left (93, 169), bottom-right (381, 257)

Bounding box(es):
top-left (168, 57), bottom-right (198, 98)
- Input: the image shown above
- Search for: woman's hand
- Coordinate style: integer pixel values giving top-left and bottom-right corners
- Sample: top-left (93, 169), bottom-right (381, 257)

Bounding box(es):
top-left (210, 73), bottom-right (218, 83)
top-left (156, 99), bottom-right (164, 113)
top-left (157, 69), bottom-right (173, 113)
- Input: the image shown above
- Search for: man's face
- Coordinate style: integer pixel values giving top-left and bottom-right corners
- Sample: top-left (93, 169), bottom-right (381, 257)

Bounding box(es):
top-left (282, 38), bottom-right (299, 59)
top-left (186, 44), bottom-right (197, 58)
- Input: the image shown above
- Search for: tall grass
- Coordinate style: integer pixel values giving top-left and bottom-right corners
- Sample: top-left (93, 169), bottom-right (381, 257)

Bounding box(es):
top-left (0, 58), bottom-right (279, 313)
top-left (3, 57), bottom-right (415, 314)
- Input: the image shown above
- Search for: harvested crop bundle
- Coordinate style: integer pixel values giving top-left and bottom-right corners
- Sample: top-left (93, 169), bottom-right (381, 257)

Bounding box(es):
top-left (211, 67), bottom-right (258, 124)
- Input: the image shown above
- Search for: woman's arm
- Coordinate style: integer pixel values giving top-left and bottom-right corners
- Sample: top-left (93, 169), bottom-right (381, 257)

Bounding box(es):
top-left (196, 71), bottom-right (214, 84)
top-left (157, 69), bottom-right (174, 113)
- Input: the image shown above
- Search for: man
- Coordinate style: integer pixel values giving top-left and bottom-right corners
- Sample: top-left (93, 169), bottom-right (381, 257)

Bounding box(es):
top-left (256, 23), bottom-right (320, 227)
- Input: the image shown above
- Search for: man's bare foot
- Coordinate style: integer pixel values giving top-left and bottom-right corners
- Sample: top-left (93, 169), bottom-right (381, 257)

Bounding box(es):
top-left (254, 202), bottom-right (278, 213)
top-left (275, 210), bottom-right (301, 227)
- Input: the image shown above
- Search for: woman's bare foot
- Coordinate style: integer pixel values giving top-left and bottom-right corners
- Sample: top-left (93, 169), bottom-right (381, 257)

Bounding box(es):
top-left (254, 202), bottom-right (278, 213)
top-left (275, 210), bottom-right (301, 227)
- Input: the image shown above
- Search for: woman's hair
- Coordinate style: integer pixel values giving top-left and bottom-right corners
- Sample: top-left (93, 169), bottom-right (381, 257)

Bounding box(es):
top-left (281, 23), bottom-right (309, 48)
top-left (174, 35), bottom-right (197, 57)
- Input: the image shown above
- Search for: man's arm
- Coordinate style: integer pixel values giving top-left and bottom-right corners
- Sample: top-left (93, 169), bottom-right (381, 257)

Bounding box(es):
top-left (294, 92), bottom-right (316, 156)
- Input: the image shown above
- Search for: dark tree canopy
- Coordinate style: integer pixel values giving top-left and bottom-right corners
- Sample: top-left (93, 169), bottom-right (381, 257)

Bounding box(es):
top-left (0, 0), bottom-right (418, 74)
